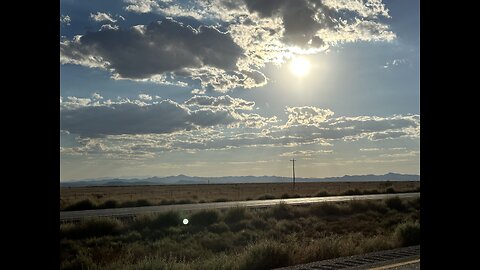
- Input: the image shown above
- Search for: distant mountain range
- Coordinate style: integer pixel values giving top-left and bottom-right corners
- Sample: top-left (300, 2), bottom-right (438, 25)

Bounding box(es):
top-left (60, 172), bottom-right (420, 187)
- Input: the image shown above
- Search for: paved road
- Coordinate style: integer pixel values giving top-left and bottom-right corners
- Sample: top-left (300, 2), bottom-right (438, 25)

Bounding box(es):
top-left (60, 192), bottom-right (419, 221)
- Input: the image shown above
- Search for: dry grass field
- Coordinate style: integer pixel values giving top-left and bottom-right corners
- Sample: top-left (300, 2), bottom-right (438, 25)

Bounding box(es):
top-left (60, 181), bottom-right (419, 210)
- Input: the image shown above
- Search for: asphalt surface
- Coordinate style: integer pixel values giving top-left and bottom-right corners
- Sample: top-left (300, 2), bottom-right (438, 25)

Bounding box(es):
top-left (60, 192), bottom-right (419, 221)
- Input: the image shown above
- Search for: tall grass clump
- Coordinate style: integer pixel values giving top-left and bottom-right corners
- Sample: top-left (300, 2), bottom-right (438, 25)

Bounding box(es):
top-left (61, 218), bottom-right (123, 239)
top-left (224, 207), bottom-right (249, 224)
top-left (395, 221), bottom-right (420, 246)
top-left (270, 202), bottom-right (294, 220)
top-left (385, 197), bottom-right (406, 212)
top-left (63, 199), bottom-right (96, 211)
top-left (238, 240), bottom-right (291, 270)
top-left (190, 210), bottom-right (220, 226)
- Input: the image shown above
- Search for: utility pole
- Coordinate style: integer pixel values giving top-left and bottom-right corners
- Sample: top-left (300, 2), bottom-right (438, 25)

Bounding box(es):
top-left (290, 158), bottom-right (296, 190)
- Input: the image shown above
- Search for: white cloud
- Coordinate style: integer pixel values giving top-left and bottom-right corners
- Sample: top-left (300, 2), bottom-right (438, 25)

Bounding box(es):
top-left (185, 95), bottom-right (255, 110)
top-left (90, 12), bottom-right (117, 23)
top-left (100, 24), bottom-right (119, 31)
top-left (360, 148), bottom-right (381, 152)
top-left (124, 0), bottom-right (159, 13)
top-left (384, 58), bottom-right (408, 69)
top-left (279, 150), bottom-right (333, 157)
top-left (285, 106), bottom-right (334, 126)
top-left (91, 93), bottom-right (103, 100)
top-left (138, 94), bottom-right (152, 101)
top-left (60, 15), bottom-right (71, 26)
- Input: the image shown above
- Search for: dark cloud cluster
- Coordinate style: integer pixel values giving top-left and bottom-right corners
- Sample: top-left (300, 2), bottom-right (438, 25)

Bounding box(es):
top-left (244, 0), bottom-right (336, 47)
top-left (61, 18), bottom-right (244, 79)
top-left (60, 99), bottom-right (238, 137)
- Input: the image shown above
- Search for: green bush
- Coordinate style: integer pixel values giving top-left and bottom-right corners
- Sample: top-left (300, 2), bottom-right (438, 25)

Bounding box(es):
top-left (190, 210), bottom-right (220, 226)
top-left (61, 218), bottom-right (123, 239)
top-left (200, 233), bottom-right (234, 252)
top-left (238, 241), bottom-right (291, 270)
top-left (395, 221), bottom-right (420, 246)
top-left (120, 201), bottom-right (137, 208)
top-left (63, 199), bottom-right (96, 211)
top-left (99, 200), bottom-right (118, 209)
top-left (213, 198), bottom-right (229, 202)
top-left (207, 222), bottom-right (230, 233)
top-left (343, 189), bottom-right (363, 196)
top-left (315, 191), bottom-right (329, 197)
top-left (150, 211), bottom-right (181, 229)
top-left (386, 187), bottom-right (396, 194)
top-left (257, 194), bottom-right (276, 200)
top-left (310, 203), bottom-right (343, 217)
top-left (270, 203), bottom-right (294, 220)
top-left (135, 199), bottom-right (152, 207)
top-left (385, 197), bottom-right (406, 212)
top-left (225, 207), bottom-right (248, 224)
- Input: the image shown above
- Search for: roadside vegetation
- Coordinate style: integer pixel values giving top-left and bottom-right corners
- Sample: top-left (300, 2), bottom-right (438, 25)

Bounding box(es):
top-left (60, 197), bottom-right (420, 270)
top-left (61, 181), bottom-right (420, 211)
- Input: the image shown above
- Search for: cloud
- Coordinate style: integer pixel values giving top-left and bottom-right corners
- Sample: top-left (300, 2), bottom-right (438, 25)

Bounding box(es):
top-left (90, 12), bottom-right (117, 23)
top-left (138, 94), bottom-right (152, 101)
top-left (124, 0), bottom-right (159, 13)
top-left (60, 15), bottom-right (71, 26)
top-left (100, 24), bottom-right (119, 31)
top-left (61, 19), bottom-right (248, 90)
top-left (279, 150), bottom-right (333, 157)
top-left (185, 95), bottom-right (255, 110)
top-left (61, 99), bottom-right (418, 159)
top-left (285, 106), bottom-right (334, 126)
top-left (60, 99), bottom-right (242, 137)
top-left (384, 58), bottom-right (408, 69)
top-left (359, 148), bottom-right (381, 152)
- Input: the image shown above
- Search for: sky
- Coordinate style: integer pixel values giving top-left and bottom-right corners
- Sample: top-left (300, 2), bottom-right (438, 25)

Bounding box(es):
top-left (60, 0), bottom-right (419, 181)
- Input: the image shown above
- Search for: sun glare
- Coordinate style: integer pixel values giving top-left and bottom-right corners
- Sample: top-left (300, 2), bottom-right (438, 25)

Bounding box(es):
top-left (290, 57), bottom-right (311, 77)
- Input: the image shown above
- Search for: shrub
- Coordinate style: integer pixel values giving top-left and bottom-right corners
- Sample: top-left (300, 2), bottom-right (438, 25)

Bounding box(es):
top-left (120, 201), bottom-right (137, 208)
top-left (61, 218), bottom-right (123, 239)
top-left (364, 189), bottom-right (379, 194)
top-left (270, 203), bottom-right (294, 220)
top-left (257, 194), bottom-right (276, 200)
top-left (395, 221), bottom-right (420, 246)
top-left (190, 210), bottom-right (220, 226)
top-left (177, 199), bottom-right (194, 204)
top-left (343, 189), bottom-right (363, 196)
top-left (386, 187), bottom-right (396, 194)
top-left (98, 200), bottom-right (118, 209)
top-left (281, 193), bottom-right (291, 199)
top-left (250, 217), bottom-right (268, 230)
top-left (200, 233), bottom-right (234, 252)
top-left (63, 199), bottom-right (96, 211)
top-left (159, 199), bottom-right (175, 205)
top-left (315, 191), bottom-right (329, 197)
top-left (385, 197), bottom-right (406, 212)
top-left (135, 199), bottom-right (152, 207)
top-left (225, 207), bottom-right (248, 224)
top-left (150, 211), bottom-right (181, 229)
top-left (208, 222), bottom-right (230, 233)
top-left (213, 198), bottom-right (229, 202)
top-left (238, 241), bottom-right (291, 270)
top-left (310, 203), bottom-right (343, 217)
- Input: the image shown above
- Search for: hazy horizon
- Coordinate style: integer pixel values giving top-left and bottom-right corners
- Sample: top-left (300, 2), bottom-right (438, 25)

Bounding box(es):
top-left (60, 0), bottom-right (419, 181)
top-left (60, 171), bottom-right (420, 183)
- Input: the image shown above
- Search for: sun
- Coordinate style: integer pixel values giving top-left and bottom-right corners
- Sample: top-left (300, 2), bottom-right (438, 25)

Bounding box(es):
top-left (289, 57), bottom-right (311, 77)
